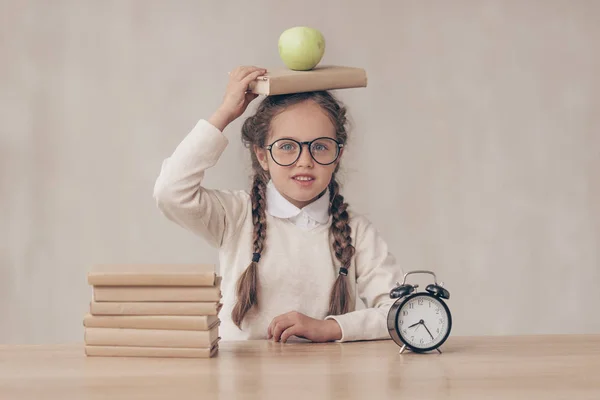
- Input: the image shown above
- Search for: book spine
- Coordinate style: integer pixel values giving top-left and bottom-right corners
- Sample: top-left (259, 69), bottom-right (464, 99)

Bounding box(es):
top-left (84, 327), bottom-right (219, 348)
top-left (269, 68), bottom-right (367, 95)
top-left (89, 301), bottom-right (222, 316)
top-left (93, 286), bottom-right (222, 302)
top-left (87, 274), bottom-right (215, 287)
top-left (83, 314), bottom-right (218, 331)
top-left (85, 345), bottom-right (218, 358)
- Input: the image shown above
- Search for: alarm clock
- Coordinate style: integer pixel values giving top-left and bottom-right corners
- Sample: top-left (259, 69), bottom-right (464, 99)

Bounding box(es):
top-left (387, 270), bottom-right (452, 354)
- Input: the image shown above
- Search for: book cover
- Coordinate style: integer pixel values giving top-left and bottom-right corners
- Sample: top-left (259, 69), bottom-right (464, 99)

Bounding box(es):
top-left (84, 325), bottom-right (220, 348)
top-left (247, 65), bottom-right (367, 95)
top-left (87, 264), bottom-right (216, 286)
top-left (83, 314), bottom-right (220, 331)
top-left (85, 342), bottom-right (219, 358)
top-left (93, 277), bottom-right (222, 302)
top-left (89, 301), bottom-right (222, 316)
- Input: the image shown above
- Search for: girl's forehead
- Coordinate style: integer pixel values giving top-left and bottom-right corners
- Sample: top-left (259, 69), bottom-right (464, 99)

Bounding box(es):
top-left (269, 103), bottom-right (336, 141)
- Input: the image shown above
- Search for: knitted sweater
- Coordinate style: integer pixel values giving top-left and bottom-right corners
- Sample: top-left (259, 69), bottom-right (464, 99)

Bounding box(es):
top-left (153, 119), bottom-right (405, 342)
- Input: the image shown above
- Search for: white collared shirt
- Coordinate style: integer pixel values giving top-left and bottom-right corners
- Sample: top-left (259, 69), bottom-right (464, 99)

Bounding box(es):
top-left (266, 180), bottom-right (330, 230)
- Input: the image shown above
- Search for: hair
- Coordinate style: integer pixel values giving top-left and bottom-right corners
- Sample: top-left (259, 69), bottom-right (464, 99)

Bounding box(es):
top-left (231, 91), bottom-right (355, 329)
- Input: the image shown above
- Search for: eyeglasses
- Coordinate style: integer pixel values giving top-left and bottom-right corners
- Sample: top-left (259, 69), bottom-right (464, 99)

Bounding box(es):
top-left (264, 137), bottom-right (344, 166)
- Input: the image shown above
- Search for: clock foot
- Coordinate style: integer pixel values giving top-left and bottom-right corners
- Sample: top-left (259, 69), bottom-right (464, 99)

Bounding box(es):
top-left (397, 345), bottom-right (442, 354)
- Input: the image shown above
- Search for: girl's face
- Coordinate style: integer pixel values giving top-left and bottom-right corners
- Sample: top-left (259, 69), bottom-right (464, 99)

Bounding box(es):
top-left (255, 100), bottom-right (343, 209)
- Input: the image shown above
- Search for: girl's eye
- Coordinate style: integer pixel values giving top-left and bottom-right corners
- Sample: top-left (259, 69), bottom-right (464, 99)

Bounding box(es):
top-left (278, 142), bottom-right (298, 152)
top-left (312, 140), bottom-right (332, 152)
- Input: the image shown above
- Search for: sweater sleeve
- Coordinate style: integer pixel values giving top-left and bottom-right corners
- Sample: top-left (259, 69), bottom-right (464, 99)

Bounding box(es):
top-left (153, 119), bottom-right (250, 248)
top-left (325, 216), bottom-right (404, 342)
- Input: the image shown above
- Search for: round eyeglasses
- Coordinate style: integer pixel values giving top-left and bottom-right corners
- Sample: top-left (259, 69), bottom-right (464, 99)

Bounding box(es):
top-left (264, 137), bottom-right (344, 166)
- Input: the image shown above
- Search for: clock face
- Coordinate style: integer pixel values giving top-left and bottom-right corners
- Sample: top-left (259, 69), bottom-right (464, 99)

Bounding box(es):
top-left (396, 293), bottom-right (451, 351)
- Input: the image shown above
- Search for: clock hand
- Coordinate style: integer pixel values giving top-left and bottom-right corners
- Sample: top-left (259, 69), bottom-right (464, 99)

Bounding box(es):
top-left (407, 321), bottom-right (420, 329)
top-left (422, 321), bottom-right (435, 340)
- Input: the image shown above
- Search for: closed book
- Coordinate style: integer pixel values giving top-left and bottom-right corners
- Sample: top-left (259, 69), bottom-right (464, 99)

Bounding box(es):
top-left (85, 342), bottom-right (219, 358)
top-left (87, 264), bottom-right (216, 286)
top-left (93, 277), bottom-right (222, 302)
top-left (247, 65), bottom-right (367, 95)
top-left (89, 301), bottom-right (222, 316)
top-left (84, 325), bottom-right (220, 348)
top-left (93, 286), bottom-right (221, 302)
top-left (83, 314), bottom-right (219, 331)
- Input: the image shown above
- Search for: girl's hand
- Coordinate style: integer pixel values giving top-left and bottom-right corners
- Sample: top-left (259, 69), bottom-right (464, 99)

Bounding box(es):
top-left (209, 65), bottom-right (267, 131)
top-left (267, 311), bottom-right (343, 343)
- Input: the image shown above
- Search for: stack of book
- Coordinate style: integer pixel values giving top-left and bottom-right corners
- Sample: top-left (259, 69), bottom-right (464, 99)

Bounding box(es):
top-left (84, 264), bottom-right (222, 358)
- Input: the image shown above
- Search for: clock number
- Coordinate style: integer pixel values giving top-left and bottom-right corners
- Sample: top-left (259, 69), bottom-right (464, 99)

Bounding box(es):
top-left (409, 303), bottom-right (414, 309)
top-left (420, 338), bottom-right (424, 344)
top-left (402, 330), bottom-right (407, 335)
top-left (402, 311), bottom-right (408, 316)
top-left (400, 319), bottom-right (404, 325)
top-left (418, 299), bottom-right (424, 305)
top-left (436, 328), bottom-right (440, 334)
top-left (439, 318), bottom-right (443, 324)
top-left (411, 336), bottom-right (414, 342)
top-left (435, 308), bottom-right (440, 314)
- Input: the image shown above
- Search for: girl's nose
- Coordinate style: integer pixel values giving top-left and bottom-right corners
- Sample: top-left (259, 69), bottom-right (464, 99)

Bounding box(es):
top-left (295, 145), bottom-right (314, 167)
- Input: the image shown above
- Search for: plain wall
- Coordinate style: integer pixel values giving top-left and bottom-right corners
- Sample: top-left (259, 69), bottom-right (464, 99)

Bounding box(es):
top-left (1, 0), bottom-right (599, 344)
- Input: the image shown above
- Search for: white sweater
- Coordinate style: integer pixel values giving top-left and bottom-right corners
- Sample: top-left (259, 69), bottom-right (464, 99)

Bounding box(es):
top-left (153, 119), bottom-right (405, 342)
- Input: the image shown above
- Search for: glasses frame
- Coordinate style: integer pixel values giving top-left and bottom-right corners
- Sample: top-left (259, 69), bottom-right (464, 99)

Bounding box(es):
top-left (264, 137), bottom-right (344, 166)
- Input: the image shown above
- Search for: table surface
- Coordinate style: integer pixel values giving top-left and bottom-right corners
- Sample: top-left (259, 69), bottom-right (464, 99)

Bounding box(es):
top-left (1, 334), bottom-right (600, 400)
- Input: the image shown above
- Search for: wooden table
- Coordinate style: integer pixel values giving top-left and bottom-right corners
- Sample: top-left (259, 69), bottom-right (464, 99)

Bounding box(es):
top-left (1, 335), bottom-right (599, 399)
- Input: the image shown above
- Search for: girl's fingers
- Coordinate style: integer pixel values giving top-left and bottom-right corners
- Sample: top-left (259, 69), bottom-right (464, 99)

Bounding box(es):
top-left (280, 326), bottom-right (301, 343)
top-left (272, 320), bottom-right (294, 342)
top-left (267, 316), bottom-right (281, 339)
top-left (234, 66), bottom-right (266, 81)
top-left (241, 69), bottom-right (267, 88)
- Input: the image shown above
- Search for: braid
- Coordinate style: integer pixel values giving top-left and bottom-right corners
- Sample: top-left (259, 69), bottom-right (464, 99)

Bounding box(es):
top-left (231, 172), bottom-right (268, 328)
top-left (327, 175), bottom-right (354, 315)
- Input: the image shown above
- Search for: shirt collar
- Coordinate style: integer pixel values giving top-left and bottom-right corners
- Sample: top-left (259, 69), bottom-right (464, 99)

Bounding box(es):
top-left (266, 179), bottom-right (330, 224)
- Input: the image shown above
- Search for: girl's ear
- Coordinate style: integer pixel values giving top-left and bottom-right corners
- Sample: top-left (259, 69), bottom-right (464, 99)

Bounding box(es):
top-left (254, 145), bottom-right (269, 171)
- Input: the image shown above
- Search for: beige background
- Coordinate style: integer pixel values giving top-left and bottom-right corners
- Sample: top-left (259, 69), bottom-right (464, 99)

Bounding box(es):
top-left (1, 0), bottom-right (599, 344)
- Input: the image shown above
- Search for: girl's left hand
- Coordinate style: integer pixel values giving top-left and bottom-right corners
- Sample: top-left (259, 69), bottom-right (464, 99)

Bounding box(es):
top-left (267, 311), bottom-right (342, 343)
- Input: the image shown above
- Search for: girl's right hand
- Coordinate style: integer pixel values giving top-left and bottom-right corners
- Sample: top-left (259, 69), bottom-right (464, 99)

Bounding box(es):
top-left (209, 66), bottom-right (267, 131)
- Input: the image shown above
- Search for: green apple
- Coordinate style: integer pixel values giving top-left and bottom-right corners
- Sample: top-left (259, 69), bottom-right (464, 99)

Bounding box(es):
top-left (278, 27), bottom-right (325, 71)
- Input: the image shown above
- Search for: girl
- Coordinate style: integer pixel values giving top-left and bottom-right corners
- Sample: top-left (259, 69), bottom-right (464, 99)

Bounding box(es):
top-left (154, 66), bottom-right (404, 343)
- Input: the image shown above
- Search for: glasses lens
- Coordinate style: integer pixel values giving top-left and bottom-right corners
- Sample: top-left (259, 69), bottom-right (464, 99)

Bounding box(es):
top-left (310, 138), bottom-right (339, 164)
top-left (271, 139), bottom-right (300, 165)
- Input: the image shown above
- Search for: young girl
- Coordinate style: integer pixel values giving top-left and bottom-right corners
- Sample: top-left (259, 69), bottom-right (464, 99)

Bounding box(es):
top-left (154, 66), bottom-right (404, 343)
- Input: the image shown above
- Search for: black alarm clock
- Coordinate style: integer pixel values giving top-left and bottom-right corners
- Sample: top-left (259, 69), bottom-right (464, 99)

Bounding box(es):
top-left (387, 270), bottom-right (452, 354)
